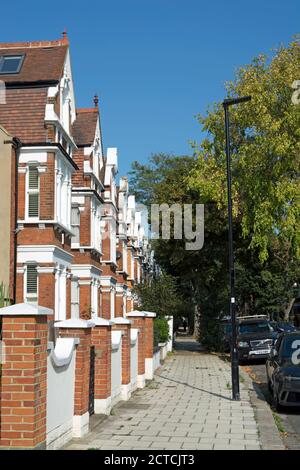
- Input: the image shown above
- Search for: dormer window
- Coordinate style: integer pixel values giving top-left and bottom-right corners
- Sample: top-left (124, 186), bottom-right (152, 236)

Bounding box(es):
top-left (0, 55), bottom-right (24, 74)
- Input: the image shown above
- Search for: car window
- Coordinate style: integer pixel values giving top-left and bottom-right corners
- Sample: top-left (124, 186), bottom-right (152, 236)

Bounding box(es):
top-left (239, 321), bottom-right (273, 334)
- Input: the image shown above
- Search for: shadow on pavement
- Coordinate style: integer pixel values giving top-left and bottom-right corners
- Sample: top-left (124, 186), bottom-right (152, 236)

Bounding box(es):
top-left (174, 335), bottom-right (206, 353)
top-left (157, 374), bottom-right (233, 402)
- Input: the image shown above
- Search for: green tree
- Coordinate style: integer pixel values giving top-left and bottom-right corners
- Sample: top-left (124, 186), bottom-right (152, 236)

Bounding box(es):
top-left (130, 40), bottom-right (300, 349)
top-left (133, 272), bottom-right (187, 322)
top-left (188, 39), bottom-right (300, 263)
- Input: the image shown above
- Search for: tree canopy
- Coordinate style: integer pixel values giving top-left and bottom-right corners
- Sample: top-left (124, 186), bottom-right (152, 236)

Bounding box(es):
top-left (130, 39), bottom-right (300, 348)
top-left (188, 39), bottom-right (300, 262)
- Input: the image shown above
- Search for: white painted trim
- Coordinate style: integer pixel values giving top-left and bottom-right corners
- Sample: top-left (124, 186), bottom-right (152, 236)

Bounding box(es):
top-left (137, 374), bottom-right (146, 389)
top-left (71, 264), bottom-right (102, 280)
top-left (48, 338), bottom-right (79, 367)
top-left (126, 310), bottom-right (146, 317)
top-left (19, 149), bottom-right (48, 164)
top-left (143, 311), bottom-right (157, 318)
top-left (16, 267), bottom-right (26, 274)
top-left (72, 412), bottom-right (89, 438)
top-left (37, 267), bottom-right (56, 274)
top-left (111, 330), bottom-right (122, 350)
top-left (55, 319), bottom-right (95, 329)
top-left (130, 328), bottom-right (139, 345)
top-left (94, 397), bottom-right (112, 415)
top-left (17, 245), bottom-right (73, 266)
top-left (145, 357), bottom-right (154, 380)
top-left (93, 317), bottom-right (113, 327)
top-left (100, 276), bottom-right (117, 287)
top-left (112, 317), bottom-right (131, 325)
top-left (121, 383), bottom-right (132, 401)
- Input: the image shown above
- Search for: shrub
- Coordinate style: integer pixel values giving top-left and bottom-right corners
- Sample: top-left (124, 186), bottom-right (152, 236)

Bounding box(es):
top-left (153, 317), bottom-right (170, 346)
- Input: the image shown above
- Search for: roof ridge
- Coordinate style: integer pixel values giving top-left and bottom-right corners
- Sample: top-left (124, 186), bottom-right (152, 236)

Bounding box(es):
top-left (0, 37), bottom-right (69, 50)
top-left (76, 108), bottom-right (98, 113)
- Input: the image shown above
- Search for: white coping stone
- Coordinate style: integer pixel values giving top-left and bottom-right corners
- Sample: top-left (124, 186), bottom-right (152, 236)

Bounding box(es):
top-left (126, 310), bottom-right (146, 317)
top-left (93, 317), bottom-right (114, 327)
top-left (142, 311), bottom-right (157, 318)
top-left (47, 338), bottom-right (79, 367)
top-left (130, 328), bottom-right (139, 345)
top-left (0, 302), bottom-right (53, 316)
top-left (111, 330), bottom-right (122, 350)
top-left (55, 319), bottom-right (95, 329)
top-left (112, 317), bottom-right (132, 325)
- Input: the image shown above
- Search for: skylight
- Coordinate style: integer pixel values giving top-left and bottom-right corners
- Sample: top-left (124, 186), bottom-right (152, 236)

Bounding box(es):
top-left (0, 55), bottom-right (25, 74)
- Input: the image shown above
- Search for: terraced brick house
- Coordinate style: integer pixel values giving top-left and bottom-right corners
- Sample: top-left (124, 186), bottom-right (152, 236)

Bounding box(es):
top-left (71, 98), bottom-right (104, 320)
top-left (0, 34), bottom-right (78, 321)
top-left (0, 33), bottom-right (152, 322)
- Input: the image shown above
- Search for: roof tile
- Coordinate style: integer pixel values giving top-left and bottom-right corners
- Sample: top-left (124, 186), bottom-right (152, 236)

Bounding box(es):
top-left (72, 109), bottom-right (98, 146)
top-left (0, 41), bottom-right (68, 83)
top-left (0, 88), bottom-right (48, 142)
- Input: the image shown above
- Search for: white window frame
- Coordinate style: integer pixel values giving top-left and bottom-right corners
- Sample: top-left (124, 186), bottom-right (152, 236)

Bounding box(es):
top-left (71, 204), bottom-right (80, 247)
top-left (110, 288), bottom-right (115, 319)
top-left (71, 278), bottom-right (80, 319)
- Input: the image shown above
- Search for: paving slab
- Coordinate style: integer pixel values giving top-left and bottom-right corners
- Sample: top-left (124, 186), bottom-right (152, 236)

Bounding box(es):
top-left (62, 336), bottom-right (284, 450)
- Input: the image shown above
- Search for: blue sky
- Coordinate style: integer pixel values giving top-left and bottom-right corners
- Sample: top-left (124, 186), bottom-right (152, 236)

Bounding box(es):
top-left (1, 0), bottom-right (299, 176)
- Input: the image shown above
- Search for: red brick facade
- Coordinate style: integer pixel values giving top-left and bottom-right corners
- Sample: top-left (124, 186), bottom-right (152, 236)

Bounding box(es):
top-left (0, 310), bottom-right (49, 449)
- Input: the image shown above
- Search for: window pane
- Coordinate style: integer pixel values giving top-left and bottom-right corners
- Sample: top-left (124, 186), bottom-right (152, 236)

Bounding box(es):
top-left (27, 265), bottom-right (38, 294)
top-left (1, 56), bottom-right (22, 73)
top-left (71, 207), bottom-right (80, 224)
top-left (72, 226), bottom-right (80, 243)
top-left (28, 167), bottom-right (39, 189)
top-left (28, 193), bottom-right (39, 217)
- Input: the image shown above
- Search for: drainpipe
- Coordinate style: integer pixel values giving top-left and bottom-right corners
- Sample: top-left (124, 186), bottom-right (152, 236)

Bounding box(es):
top-left (4, 137), bottom-right (22, 304)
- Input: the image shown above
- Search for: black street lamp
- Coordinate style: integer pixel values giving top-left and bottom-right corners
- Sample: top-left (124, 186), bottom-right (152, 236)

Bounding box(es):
top-left (223, 95), bottom-right (251, 401)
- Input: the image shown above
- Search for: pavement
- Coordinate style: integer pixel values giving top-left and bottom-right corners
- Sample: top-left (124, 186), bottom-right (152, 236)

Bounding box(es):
top-left (244, 362), bottom-right (300, 450)
top-left (63, 336), bottom-right (283, 450)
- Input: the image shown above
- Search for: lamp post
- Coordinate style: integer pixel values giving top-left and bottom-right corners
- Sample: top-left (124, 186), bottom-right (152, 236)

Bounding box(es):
top-left (223, 95), bottom-right (251, 401)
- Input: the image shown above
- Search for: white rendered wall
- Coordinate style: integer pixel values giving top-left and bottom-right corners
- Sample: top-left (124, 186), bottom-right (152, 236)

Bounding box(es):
top-left (153, 349), bottom-right (161, 371)
top-left (130, 339), bottom-right (138, 392)
top-left (46, 345), bottom-right (76, 450)
top-left (111, 336), bottom-right (122, 405)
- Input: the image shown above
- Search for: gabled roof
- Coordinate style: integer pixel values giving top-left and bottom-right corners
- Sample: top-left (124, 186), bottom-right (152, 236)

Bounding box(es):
top-left (0, 37), bottom-right (68, 83)
top-left (72, 108), bottom-right (99, 147)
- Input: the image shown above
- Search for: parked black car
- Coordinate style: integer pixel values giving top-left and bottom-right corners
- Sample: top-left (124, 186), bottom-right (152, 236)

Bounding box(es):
top-left (237, 317), bottom-right (278, 363)
top-left (266, 332), bottom-right (300, 410)
top-left (220, 316), bottom-right (278, 361)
